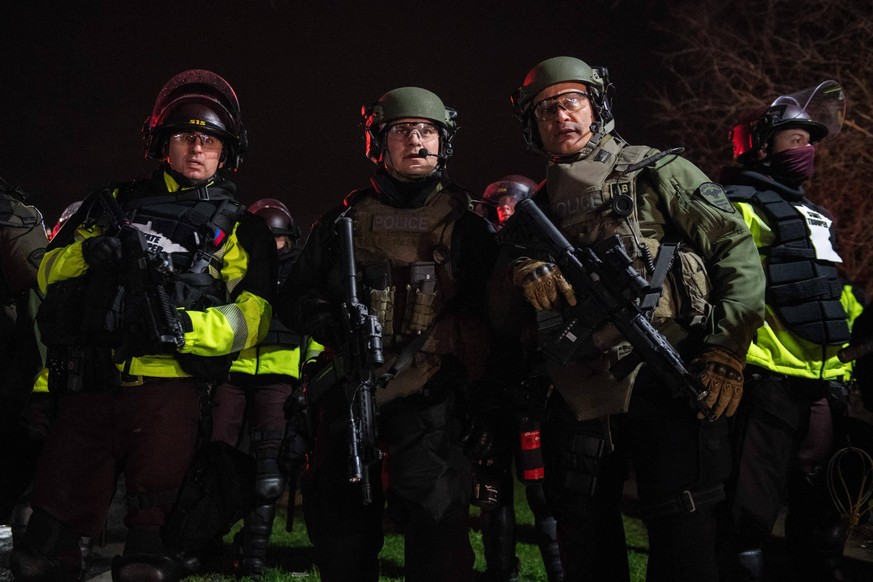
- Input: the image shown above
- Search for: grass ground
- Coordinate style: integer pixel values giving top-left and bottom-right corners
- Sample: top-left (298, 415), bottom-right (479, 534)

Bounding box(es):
top-left (184, 484), bottom-right (649, 581)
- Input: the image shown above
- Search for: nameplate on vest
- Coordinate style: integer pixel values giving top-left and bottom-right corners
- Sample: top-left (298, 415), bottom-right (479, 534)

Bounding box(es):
top-left (795, 205), bottom-right (842, 263)
top-left (553, 187), bottom-right (604, 221)
top-left (372, 214), bottom-right (433, 233)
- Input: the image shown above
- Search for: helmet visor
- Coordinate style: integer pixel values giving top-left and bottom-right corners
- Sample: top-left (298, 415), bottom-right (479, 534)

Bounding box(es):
top-left (771, 80), bottom-right (846, 140)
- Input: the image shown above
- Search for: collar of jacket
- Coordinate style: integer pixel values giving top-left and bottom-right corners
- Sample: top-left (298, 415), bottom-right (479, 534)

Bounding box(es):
top-left (731, 167), bottom-right (805, 202)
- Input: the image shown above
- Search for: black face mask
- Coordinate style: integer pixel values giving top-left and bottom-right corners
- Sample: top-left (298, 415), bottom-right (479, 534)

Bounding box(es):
top-left (769, 145), bottom-right (816, 186)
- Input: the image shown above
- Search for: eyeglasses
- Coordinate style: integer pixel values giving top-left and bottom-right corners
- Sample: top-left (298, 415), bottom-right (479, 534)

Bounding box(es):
top-left (386, 122), bottom-right (440, 140)
top-left (170, 132), bottom-right (223, 152)
top-left (533, 91), bottom-right (590, 122)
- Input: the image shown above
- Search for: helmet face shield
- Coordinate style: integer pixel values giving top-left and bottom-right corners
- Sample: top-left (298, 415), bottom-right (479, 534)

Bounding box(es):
top-left (731, 80), bottom-right (845, 162)
top-left (476, 175), bottom-right (538, 224)
top-left (143, 69), bottom-right (247, 170)
top-left (771, 80), bottom-right (845, 141)
top-left (248, 198), bottom-right (300, 239)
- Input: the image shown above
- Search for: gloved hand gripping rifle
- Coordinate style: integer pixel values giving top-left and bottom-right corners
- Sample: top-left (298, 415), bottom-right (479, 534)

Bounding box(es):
top-left (336, 215), bottom-right (385, 503)
top-left (97, 189), bottom-right (185, 362)
top-left (501, 198), bottom-right (716, 421)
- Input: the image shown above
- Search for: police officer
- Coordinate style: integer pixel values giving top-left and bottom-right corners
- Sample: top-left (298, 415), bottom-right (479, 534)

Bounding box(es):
top-left (0, 178), bottom-right (47, 527)
top-left (10, 69), bottom-right (274, 582)
top-left (492, 56), bottom-right (766, 581)
top-left (470, 175), bottom-right (563, 582)
top-left (719, 81), bottom-right (862, 582)
top-left (276, 87), bottom-right (497, 582)
top-left (210, 198), bottom-right (321, 577)
top-left (475, 175), bottom-right (538, 230)
top-left (47, 200), bottom-right (82, 241)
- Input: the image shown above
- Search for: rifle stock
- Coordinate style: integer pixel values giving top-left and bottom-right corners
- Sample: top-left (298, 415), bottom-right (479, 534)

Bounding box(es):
top-left (507, 198), bottom-right (716, 421)
top-left (336, 215), bottom-right (384, 503)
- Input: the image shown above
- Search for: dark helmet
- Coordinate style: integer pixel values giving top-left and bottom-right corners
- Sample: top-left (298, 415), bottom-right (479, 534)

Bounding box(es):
top-left (142, 69), bottom-right (248, 170)
top-left (484, 175), bottom-right (537, 204)
top-left (476, 175), bottom-right (538, 224)
top-left (730, 80), bottom-right (845, 162)
top-left (49, 200), bottom-right (82, 241)
top-left (248, 198), bottom-right (301, 240)
top-left (361, 87), bottom-right (459, 164)
top-left (511, 56), bottom-right (614, 152)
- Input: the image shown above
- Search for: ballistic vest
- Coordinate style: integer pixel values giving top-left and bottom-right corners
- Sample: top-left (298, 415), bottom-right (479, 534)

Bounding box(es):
top-left (347, 184), bottom-right (467, 403)
top-left (727, 186), bottom-right (849, 345)
top-left (118, 176), bottom-right (244, 312)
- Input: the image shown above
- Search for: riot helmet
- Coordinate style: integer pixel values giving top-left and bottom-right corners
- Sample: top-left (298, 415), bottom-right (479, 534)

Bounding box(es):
top-left (248, 198), bottom-right (301, 241)
top-left (142, 69), bottom-right (248, 171)
top-left (49, 200), bottom-right (82, 241)
top-left (511, 56), bottom-right (615, 152)
top-left (361, 87), bottom-right (458, 165)
top-left (730, 80), bottom-right (845, 162)
top-left (476, 175), bottom-right (538, 226)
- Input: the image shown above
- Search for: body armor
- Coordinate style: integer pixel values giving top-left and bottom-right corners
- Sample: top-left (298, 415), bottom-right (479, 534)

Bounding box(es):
top-left (544, 138), bottom-right (712, 419)
top-left (727, 186), bottom-right (849, 345)
top-left (349, 186), bottom-right (465, 403)
top-left (40, 174), bottom-right (246, 384)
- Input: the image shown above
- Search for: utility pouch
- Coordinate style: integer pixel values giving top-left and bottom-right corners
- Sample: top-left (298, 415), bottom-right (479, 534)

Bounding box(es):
top-left (656, 248), bottom-right (712, 328)
top-left (46, 346), bottom-right (121, 393)
top-left (364, 261), bottom-right (395, 336)
top-left (401, 262), bottom-right (438, 335)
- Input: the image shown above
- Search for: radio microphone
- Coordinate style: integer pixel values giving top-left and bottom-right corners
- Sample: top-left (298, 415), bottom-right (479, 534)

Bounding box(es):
top-left (418, 148), bottom-right (446, 160)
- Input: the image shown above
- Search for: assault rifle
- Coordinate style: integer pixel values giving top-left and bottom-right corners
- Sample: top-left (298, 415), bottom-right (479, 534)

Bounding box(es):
top-left (97, 190), bottom-right (185, 362)
top-left (501, 198), bottom-right (716, 421)
top-left (332, 215), bottom-right (384, 503)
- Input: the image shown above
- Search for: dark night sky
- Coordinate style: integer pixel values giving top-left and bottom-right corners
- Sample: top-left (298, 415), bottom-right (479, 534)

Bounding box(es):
top-left (0, 1), bottom-right (665, 234)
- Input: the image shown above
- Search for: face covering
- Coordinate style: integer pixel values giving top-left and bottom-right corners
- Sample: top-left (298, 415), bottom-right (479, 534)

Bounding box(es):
top-left (769, 145), bottom-right (816, 186)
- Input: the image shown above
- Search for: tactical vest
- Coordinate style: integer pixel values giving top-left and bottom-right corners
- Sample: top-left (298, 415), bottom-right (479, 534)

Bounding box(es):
top-left (349, 186), bottom-right (465, 403)
top-left (118, 179), bottom-right (244, 312)
top-left (39, 177), bottom-right (246, 382)
top-left (546, 138), bottom-right (711, 326)
top-left (261, 256), bottom-right (302, 348)
top-left (544, 139), bottom-right (713, 420)
top-left (728, 186), bottom-right (849, 345)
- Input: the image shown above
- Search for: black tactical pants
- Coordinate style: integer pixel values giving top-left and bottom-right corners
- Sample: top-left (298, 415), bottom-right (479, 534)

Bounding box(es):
top-left (721, 367), bottom-right (848, 581)
top-left (302, 386), bottom-right (474, 582)
top-left (543, 367), bottom-right (731, 582)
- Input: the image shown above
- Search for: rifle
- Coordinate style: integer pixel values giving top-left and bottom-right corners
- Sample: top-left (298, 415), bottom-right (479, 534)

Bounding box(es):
top-left (335, 215), bottom-right (384, 503)
top-left (501, 198), bottom-right (716, 421)
top-left (96, 189), bottom-right (185, 362)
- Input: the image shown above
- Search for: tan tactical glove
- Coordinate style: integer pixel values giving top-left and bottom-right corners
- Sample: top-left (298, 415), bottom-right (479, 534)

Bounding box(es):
top-left (692, 347), bottom-right (745, 420)
top-left (511, 258), bottom-right (577, 311)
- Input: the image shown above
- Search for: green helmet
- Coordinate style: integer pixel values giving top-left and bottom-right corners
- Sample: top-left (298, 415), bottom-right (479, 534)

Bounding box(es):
top-left (511, 56), bottom-right (615, 151)
top-left (361, 87), bottom-right (458, 164)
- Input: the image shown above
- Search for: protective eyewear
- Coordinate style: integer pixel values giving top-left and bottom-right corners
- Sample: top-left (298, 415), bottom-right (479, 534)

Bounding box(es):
top-left (386, 122), bottom-right (440, 140)
top-left (170, 132), bottom-right (223, 152)
top-left (533, 91), bottom-right (590, 122)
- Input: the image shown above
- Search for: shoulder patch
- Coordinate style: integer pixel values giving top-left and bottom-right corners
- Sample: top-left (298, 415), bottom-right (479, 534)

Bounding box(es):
top-left (697, 182), bottom-right (734, 213)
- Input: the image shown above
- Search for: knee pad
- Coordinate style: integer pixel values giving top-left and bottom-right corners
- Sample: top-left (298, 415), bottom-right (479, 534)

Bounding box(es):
top-left (111, 554), bottom-right (181, 582)
top-left (254, 458), bottom-right (285, 501)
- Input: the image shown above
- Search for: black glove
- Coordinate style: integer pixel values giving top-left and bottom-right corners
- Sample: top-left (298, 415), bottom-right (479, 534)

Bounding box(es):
top-left (462, 418), bottom-right (497, 461)
top-left (82, 236), bottom-right (122, 270)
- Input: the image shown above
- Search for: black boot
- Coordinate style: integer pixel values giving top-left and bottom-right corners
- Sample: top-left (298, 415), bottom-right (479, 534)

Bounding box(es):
top-left (479, 505), bottom-right (519, 582)
top-left (234, 503), bottom-right (277, 577)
